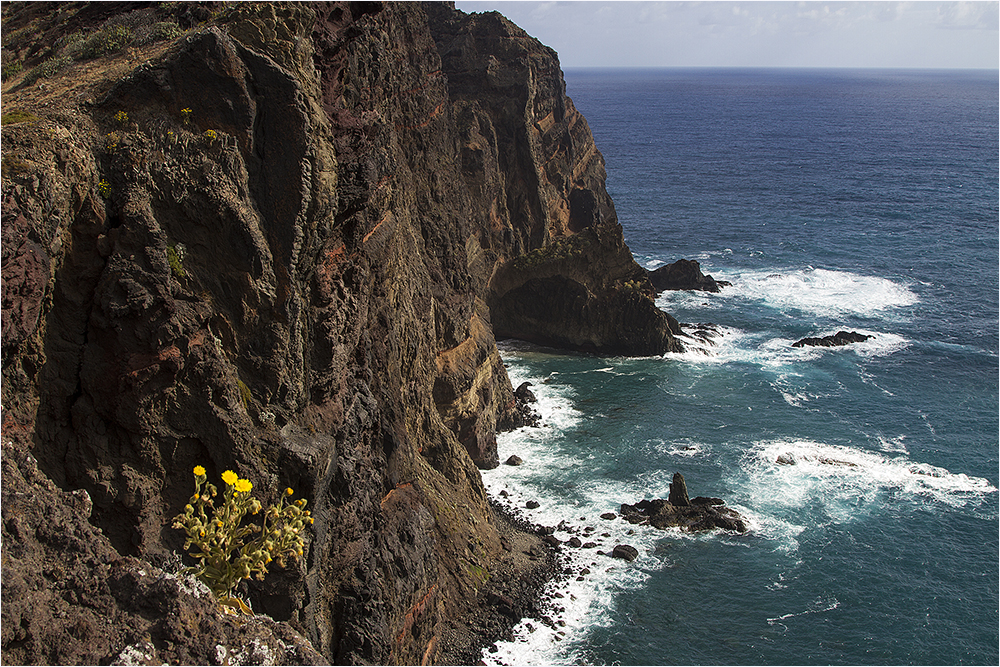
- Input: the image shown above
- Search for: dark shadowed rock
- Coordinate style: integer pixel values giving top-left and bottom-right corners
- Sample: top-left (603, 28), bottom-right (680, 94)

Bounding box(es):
top-left (526, 500), bottom-right (540, 509)
top-left (505, 455), bottom-right (524, 466)
top-left (514, 382), bottom-right (537, 403)
top-left (793, 331), bottom-right (874, 348)
top-left (648, 259), bottom-right (729, 293)
top-left (0, 1), bottom-right (691, 664)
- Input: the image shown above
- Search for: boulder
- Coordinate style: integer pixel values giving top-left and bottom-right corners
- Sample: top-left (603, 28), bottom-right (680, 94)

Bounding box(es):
top-left (611, 545), bottom-right (639, 562)
top-left (792, 331), bottom-right (873, 348)
top-left (504, 455), bottom-right (524, 466)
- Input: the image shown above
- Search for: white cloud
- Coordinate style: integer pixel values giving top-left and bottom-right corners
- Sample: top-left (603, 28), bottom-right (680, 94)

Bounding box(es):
top-left (454, 1), bottom-right (1000, 68)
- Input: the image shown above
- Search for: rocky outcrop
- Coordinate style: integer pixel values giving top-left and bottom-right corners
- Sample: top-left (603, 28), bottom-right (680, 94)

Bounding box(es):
top-left (425, 5), bottom-right (683, 356)
top-left (793, 331), bottom-right (874, 348)
top-left (649, 258), bottom-right (730, 293)
top-left (1, 2), bottom-right (679, 664)
top-left (620, 474), bottom-right (747, 533)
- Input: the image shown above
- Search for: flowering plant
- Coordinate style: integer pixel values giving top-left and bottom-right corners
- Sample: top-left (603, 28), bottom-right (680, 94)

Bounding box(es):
top-left (172, 466), bottom-right (312, 614)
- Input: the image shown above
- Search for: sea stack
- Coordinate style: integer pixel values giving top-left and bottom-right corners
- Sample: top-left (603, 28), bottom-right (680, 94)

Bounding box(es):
top-left (669, 472), bottom-right (691, 506)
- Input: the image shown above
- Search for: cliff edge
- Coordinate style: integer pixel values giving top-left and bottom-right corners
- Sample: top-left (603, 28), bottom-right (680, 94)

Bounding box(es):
top-left (1, 2), bottom-right (678, 663)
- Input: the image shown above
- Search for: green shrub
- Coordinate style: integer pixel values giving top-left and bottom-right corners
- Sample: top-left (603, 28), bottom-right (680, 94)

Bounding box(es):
top-left (23, 55), bottom-right (72, 85)
top-left (1, 156), bottom-right (32, 179)
top-left (67, 25), bottom-right (133, 60)
top-left (1, 60), bottom-right (23, 82)
top-left (137, 21), bottom-right (183, 45)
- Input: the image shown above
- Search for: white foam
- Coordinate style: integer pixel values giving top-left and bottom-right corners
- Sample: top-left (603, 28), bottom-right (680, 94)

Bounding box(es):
top-left (651, 438), bottom-right (708, 457)
top-left (767, 596), bottom-right (841, 631)
top-left (737, 439), bottom-right (998, 523)
top-left (670, 323), bottom-right (909, 374)
top-left (721, 267), bottom-right (918, 319)
top-left (485, 351), bottom-right (736, 664)
top-left (656, 266), bottom-right (918, 322)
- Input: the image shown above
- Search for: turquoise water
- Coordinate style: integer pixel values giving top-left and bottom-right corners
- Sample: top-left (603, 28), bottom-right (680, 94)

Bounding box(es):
top-left (481, 69), bottom-right (998, 665)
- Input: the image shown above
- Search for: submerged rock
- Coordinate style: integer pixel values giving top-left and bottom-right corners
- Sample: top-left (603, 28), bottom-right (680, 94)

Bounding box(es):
top-left (793, 331), bottom-right (873, 348)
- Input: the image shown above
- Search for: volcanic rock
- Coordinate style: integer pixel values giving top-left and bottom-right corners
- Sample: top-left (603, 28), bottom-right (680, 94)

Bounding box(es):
top-left (611, 545), bottom-right (639, 562)
top-left (514, 382), bottom-right (537, 403)
top-left (0, 1), bottom-right (687, 664)
top-left (620, 474), bottom-right (747, 533)
top-left (648, 259), bottom-right (730, 293)
top-left (668, 471), bottom-right (691, 506)
top-left (792, 331), bottom-right (874, 348)
top-left (505, 455), bottom-right (524, 466)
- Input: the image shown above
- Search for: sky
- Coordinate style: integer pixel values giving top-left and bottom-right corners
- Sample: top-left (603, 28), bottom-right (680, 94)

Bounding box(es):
top-left (453, 1), bottom-right (999, 69)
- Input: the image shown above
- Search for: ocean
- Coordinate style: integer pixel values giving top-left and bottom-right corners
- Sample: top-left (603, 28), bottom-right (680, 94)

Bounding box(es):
top-left (480, 69), bottom-right (999, 665)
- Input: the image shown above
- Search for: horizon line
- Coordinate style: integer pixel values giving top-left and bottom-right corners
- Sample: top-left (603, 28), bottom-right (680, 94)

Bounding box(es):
top-left (560, 65), bottom-right (999, 72)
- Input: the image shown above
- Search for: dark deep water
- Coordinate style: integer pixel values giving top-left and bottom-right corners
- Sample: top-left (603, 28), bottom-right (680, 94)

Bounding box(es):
top-left (482, 69), bottom-right (998, 665)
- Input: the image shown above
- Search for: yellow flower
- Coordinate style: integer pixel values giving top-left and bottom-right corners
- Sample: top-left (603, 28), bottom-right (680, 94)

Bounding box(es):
top-left (235, 478), bottom-right (252, 493)
top-left (221, 470), bottom-right (238, 486)
top-left (285, 487), bottom-right (294, 496)
top-left (193, 465), bottom-right (206, 477)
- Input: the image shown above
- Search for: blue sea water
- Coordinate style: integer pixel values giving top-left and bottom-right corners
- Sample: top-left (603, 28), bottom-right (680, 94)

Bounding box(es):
top-left (481, 69), bottom-right (999, 666)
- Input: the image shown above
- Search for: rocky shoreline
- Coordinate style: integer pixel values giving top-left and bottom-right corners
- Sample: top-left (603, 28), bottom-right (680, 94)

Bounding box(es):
top-left (441, 471), bottom-right (750, 663)
top-left (435, 501), bottom-right (559, 665)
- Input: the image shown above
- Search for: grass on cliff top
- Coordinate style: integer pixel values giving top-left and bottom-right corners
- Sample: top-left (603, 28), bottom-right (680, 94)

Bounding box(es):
top-left (1, 3), bottom-right (188, 90)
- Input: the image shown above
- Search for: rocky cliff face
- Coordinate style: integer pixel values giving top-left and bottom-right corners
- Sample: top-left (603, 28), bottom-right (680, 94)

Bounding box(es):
top-left (1, 2), bottom-right (680, 663)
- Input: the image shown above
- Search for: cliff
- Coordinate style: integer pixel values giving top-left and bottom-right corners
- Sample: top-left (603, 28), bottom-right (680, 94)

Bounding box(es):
top-left (1, 2), bottom-right (680, 663)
